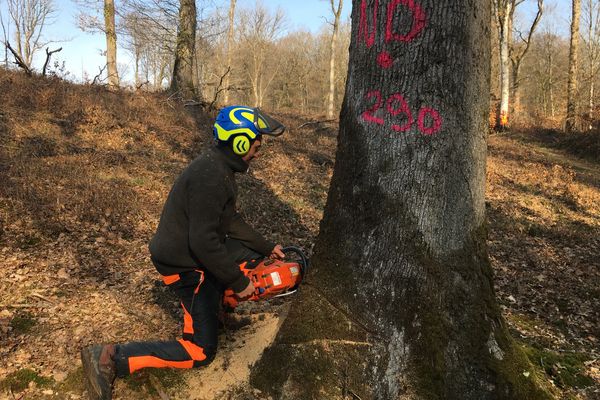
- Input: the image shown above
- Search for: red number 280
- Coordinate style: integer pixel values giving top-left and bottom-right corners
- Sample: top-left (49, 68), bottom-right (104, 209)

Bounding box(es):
top-left (362, 90), bottom-right (442, 136)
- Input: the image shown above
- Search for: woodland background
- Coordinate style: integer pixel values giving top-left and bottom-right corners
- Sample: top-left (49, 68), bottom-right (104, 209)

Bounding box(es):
top-left (1, 0), bottom-right (598, 131)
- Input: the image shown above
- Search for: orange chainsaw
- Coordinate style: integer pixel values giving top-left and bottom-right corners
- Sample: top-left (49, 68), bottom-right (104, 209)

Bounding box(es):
top-left (223, 246), bottom-right (308, 309)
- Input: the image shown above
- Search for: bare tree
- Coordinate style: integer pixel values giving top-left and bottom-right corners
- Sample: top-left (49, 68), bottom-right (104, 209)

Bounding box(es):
top-left (493, 0), bottom-right (514, 129)
top-left (0, 5), bottom-right (10, 66)
top-left (238, 2), bottom-right (285, 107)
top-left (120, 0), bottom-right (179, 90)
top-left (170, 0), bottom-right (198, 100)
top-left (223, 0), bottom-right (236, 105)
top-left (567, 0), bottom-right (581, 132)
top-left (327, 0), bottom-right (343, 119)
top-left (510, 0), bottom-right (544, 117)
top-left (104, 0), bottom-right (119, 88)
top-left (582, 0), bottom-right (600, 126)
top-left (493, 0), bottom-right (544, 128)
top-left (4, 0), bottom-right (56, 68)
top-left (75, 0), bottom-right (120, 88)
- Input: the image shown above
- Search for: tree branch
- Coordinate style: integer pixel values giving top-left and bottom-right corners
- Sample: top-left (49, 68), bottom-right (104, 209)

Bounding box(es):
top-left (92, 64), bottom-right (107, 85)
top-left (209, 65), bottom-right (231, 110)
top-left (4, 40), bottom-right (32, 75)
top-left (42, 46), bottom-right (62, 76)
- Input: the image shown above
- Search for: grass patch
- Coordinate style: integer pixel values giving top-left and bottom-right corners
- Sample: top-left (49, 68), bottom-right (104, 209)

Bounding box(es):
top-left (57, 367), bottom-right (85, 393)
top-left (10, 312), bottom-right (37, 334)
top-left (123, 368), bottom-right (184, 395)
top-left (0, 369), bottom-right (53, 392)
top-left (522, 344), bottom-right (595, 389)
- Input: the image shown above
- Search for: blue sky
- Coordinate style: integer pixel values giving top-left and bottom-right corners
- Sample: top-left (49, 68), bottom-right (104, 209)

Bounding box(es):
top-left (1, 0), bottom-right (571, 83)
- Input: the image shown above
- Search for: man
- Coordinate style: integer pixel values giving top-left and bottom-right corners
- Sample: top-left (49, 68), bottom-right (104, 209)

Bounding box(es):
top-left (81, 106), bottom-right (286, 400)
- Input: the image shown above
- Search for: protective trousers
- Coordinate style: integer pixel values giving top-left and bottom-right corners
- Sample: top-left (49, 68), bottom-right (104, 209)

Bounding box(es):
top-left (113, 240), bottom-right (260, 376)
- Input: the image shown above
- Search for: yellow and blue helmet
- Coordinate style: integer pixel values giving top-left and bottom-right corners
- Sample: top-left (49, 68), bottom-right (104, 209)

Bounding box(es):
top-left (213, 106), bottom-right (285, 156)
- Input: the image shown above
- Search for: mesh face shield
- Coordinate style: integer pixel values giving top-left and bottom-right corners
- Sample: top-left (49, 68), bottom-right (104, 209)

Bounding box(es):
top-left (253, 108), bottom-right (286, 137)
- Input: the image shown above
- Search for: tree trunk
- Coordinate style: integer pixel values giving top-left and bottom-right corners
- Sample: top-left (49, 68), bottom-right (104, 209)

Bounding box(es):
top-left (589, 80), bottom-right (594, 127)
top-left (170, 0), bottom-right (198, 100)
top-left (251, 1), bottom-right (552, 399)
top-left (511, 61), bottom-right (521, 118)
top-left (134, 48), bottom-right (140, 88)
top-left (104, 0), bottom-right (119, 89)
top-left (224, 0), bottom-right (236, 105)
top-left (496, 0), bottom-right (512, 129)
top-left (328, 0), bottom-right (344, 119)
top-left (567, 0), bottom-right (581, 132)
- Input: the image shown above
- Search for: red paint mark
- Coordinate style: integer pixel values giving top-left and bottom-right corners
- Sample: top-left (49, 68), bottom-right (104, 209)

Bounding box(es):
top-left (362, 90), bottom-right (385, 125)
top-left (377, 51), bottom-right (394, 68)
top-left (362, 91), bottom-right (443, 136)
top-left (387, 93), bottom-right (413, 131)
top-left (417, 107), bottom-right (443, 135)
top-left (385, 0), bottom-right (427, 43)
top-left (358, 0), bottom-right (379, 48)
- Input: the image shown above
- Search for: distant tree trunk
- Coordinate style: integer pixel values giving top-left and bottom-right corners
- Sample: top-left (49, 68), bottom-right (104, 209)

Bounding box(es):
top-left (327, 0), bottom-right (343, 119)
top-left (170, 0), bottom-right (198, 100)
top-left (510, 62), bottom-right (522, 115)
top-left (567, 0), bottom-right (581, 132)
top-left (134, 47), bottom-right (141, 88)
top-left (509, 0), bottom-right (543, 120)
top-left (583, 0), bottom-right (600, 125)
top-left (589, 81), bottom-right (594, 124)
top-left (251, 0), bottom-right (551, 399)
top-left (224, 0), bottom-right (236, 105)
top-left (104, 0), bottom-right (119, 89)
top-left (548, 50), bottom-right (555, 118)
top-left (496, 0), bottom-right (513, 129)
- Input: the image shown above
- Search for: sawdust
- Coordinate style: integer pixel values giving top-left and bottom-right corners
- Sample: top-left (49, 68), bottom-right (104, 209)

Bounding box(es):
top-left (182, 312), bottom-right (283, 400)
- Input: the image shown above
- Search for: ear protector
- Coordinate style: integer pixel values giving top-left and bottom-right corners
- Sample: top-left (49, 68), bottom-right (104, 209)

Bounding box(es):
top-left (232, 135), bottom-right (252, 155)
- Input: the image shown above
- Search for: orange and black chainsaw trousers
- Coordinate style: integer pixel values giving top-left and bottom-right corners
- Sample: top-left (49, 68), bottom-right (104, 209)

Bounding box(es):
top-left (112, 240), bottom-right (261, 376)
top-left (113, 268), bottom-right (223, 376)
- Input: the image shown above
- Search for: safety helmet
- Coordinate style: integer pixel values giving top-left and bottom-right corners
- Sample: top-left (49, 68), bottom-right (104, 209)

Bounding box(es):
top-left (213, 106), bottom-right (285, 156)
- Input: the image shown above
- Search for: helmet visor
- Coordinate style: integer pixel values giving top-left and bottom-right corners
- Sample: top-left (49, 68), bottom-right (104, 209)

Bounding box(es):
top-left (253, 108), bottom-right (285, 137)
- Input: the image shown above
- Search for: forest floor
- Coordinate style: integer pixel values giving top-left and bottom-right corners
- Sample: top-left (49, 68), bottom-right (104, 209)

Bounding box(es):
top-left (0, 70), bottom-right (598, 400)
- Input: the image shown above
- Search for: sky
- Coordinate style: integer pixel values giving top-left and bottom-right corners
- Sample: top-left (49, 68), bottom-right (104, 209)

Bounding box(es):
top-left (0, 0), bottom-right (572, 84)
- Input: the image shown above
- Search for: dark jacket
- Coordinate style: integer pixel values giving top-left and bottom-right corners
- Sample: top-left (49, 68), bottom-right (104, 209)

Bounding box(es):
top-left (149, 145), bottom-right (275, 293)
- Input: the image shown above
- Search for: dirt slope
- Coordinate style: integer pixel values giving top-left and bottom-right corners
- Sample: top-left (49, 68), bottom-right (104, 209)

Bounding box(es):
top-left (0, 70), bottom-right (598, 399)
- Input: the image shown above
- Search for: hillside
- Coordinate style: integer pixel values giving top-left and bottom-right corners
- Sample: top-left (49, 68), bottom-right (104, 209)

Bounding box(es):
top-left (0, 70), bottom-right (598, 399)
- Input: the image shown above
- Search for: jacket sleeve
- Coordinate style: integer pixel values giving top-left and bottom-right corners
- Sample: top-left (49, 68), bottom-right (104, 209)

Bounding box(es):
top-left (187, 176), bottom-right (249, 293)
top-left (228, 212), bottom-right (276, 256)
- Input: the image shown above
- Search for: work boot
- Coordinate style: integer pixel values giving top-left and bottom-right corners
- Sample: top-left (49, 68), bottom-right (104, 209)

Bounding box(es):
top-left (81, 344), bottom-right (116, 400)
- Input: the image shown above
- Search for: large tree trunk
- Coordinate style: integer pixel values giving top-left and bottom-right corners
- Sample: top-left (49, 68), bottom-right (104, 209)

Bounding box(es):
top-left (224, 0), bottom-right (236, 105)
top-left (567, 0), bottom-right (581, 132)
top-left (104, 0), bottom-right (119, 89)
top-left (251, 1), bottom-right (551, 399)
top-left (170, 0), bottom-right (198, 100)
top-left (327, 0), bottom-right (344, 119)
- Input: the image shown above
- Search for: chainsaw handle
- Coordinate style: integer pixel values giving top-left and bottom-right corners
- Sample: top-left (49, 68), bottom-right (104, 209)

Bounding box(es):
top-left (281, 246), bottom-right (309, 279)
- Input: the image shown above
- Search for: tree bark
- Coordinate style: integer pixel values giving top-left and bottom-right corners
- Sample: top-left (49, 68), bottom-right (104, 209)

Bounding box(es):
top-left (224, 0), bottom-right (236, 105)
top-left (567, 0), bottom-right (581, 132)
top-left (104, 0), bottom-right (119, 89)
top-left (327, 0), bottom-right (344, 119)
top-left (170, 0), bottom-right (198, 100)
top-left (251, 1), bottom-right (552, 399)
